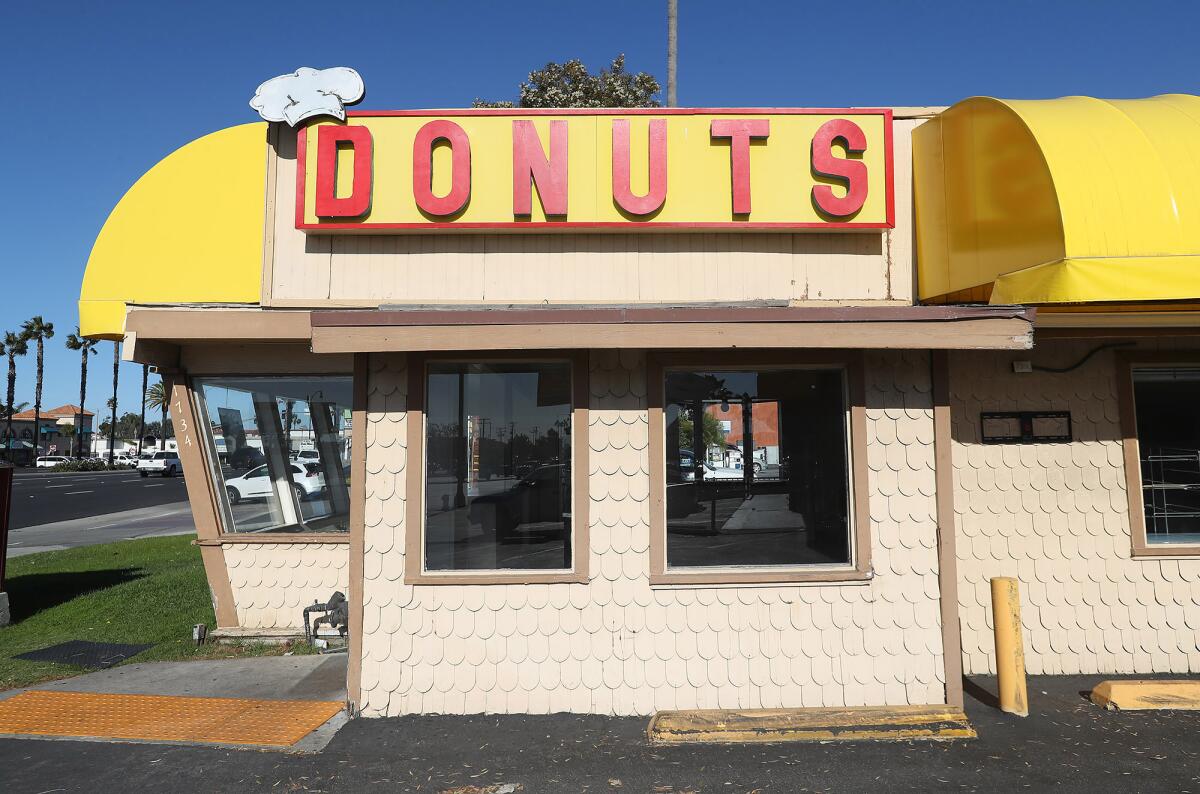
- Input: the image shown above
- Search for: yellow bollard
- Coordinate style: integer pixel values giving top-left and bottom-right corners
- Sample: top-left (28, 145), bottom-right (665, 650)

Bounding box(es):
top-left (990, 576), bottom-right (1028, 717)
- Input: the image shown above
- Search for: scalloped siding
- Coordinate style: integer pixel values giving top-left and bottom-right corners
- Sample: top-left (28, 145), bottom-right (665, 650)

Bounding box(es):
top-left (224, 543), bottom-right (350, 629)
top-left (951, 343), bottom-right (1200, 676)
top-left (357, 350), bottom-right (947, 717)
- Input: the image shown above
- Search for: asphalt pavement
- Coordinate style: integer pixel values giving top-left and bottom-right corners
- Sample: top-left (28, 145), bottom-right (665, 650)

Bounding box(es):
top-left (0, 674), bottom-right (1197, 792)
top-left (7, 468), bottom-right (189, 529)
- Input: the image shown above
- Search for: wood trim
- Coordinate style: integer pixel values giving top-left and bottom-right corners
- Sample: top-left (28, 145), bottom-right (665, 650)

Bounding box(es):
top-left (311, 319), bottom-right (1035, 354)
top-left (646, 350), bottom-right (873, 586)
top-left (931, 350), bottom-right (964, 708)
top-left (122, 332), bottom-right (181, 369)
top-left (346, 352), bottom-right (368, 711)
top-left (194, 534), bottom-right (350, 546)
top-left (259, 121), bottom-right (279, 309)
top-left (126, 309), bottom-right (312, 343)
top-left (1117, 351), bottom-right (1200, 558)
top-left (402, 351), bottom-right (591, 585)
top-left (168, 374), bottom-right (239, 628)
top-left (314, 305), bottom-right (1034, 327)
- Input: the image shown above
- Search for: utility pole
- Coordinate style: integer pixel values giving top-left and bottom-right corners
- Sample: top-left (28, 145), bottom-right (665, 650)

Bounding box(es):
top-left (667, 0), bottom-right (678, 107)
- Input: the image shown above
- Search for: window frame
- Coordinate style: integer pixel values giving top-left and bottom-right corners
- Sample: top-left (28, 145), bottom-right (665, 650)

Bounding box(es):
top-left (404, 351), bottom-right (590, 585)
top-left (190, 372), bottom-right (356, 542)
top-left (648, 350), bottom-right (872, 585)
top-left (1117, 351), bottom-right (1200, 558)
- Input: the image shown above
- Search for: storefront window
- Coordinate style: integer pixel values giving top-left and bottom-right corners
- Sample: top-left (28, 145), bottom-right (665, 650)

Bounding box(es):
top-left (194, 376), bottom-right (353, 534)
top-left (664, 367), bottom-right (852, 569)
top-left (1133, 367), bottom-right (1200, 545)
top-left (424, 362), bottom-right (574, 572)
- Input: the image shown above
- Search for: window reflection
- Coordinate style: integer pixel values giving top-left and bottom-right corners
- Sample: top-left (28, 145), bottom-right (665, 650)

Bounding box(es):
top-left (195, 376), bottom-right (353, 534)
top-left (1134, 367), bottom-right (1200, 545)
top-left (665, 368), bottom-right (852, 568)
top-left (424, 362), bottom-right (573, 572)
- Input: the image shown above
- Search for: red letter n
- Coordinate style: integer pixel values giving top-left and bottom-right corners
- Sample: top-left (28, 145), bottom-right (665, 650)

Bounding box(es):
top-left (512, 120), bottom-right (568, 217)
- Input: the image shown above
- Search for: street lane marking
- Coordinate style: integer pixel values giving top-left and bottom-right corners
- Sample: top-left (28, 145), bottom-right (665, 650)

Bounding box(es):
top-left (64, 491), bottom-right (94, 495)
top-left (144, 483), bottom-right (167, 487)
top-left (43, 485), bottom-right (72, 489)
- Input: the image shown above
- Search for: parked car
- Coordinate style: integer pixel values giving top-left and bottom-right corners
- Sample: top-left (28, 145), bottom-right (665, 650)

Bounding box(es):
top-left (699, 461), bottom-right (747, 480)
top-left (112, 452), bottom-right (137, 468)
top-left (469, 464), bottom-right (567, 540)
top-left (224, 462), bottom-right (325, 505)
top-left (35, 455), bottom-right (71, 468)
top-left (138, 450), bottom-right (181, 477)
top-left (228, 446), bottom-right (266, 470)
top-left (290, 449), bottom-right (321, 463)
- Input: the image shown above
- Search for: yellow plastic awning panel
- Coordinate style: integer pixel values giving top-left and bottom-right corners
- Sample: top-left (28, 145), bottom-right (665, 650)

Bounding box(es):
top-left (79, 123), bottom-right (268, 339)
top-left (914, 94), bottom-right (1200, 305)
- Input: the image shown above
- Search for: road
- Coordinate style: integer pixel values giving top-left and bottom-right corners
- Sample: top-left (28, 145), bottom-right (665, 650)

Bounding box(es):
top-left (7, 468), bottom-right (189, 529)
top-left (5, 501), bottom-right (195, 557)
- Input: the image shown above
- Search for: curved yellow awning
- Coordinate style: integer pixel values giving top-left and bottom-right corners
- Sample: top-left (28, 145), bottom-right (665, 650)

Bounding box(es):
top-left (914, 94), bottom-right (1200, 305)
top-left (79, 123), bottom-right (268, 339)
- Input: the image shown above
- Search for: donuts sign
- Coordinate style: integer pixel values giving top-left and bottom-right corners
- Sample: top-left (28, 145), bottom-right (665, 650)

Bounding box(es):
top-left (294, 109), bottom-right (893, 232)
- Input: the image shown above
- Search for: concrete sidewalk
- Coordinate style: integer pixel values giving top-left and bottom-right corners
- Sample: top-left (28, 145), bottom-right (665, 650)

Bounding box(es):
top-left (0, 654), bottom-right (347, 703)
top-left (5, 501), bottom-right (195, 557)
top-left (0, 655), bottom-right (348, 753)
top-left (0, 672), bottom-right (1198, 791)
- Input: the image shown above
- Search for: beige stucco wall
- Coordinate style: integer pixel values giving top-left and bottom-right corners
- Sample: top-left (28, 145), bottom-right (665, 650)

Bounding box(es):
top-left (951, 341), bottom-right (1200, 676)
top-left (357, 349), bottom-right (947, 717)
top-left (224, 543), bottom-right (350, 629)
top-left (265, 118), bottom-right (924, 309)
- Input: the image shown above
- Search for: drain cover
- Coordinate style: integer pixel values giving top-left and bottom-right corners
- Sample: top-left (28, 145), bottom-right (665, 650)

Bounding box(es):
top-left (13, 640), bottom-right (151, 669)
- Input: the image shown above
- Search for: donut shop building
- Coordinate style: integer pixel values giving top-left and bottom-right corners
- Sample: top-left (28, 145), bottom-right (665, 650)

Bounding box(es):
top-left (78, 94), bottom-right (1200, 718)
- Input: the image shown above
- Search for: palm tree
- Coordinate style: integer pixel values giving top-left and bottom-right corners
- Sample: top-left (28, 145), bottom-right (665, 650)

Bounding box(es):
top-left (1, 331), bottom-right (29, 460)
top-left (21, 316), bottom-right (54, 457)
top-left (108, 341), bottom-right (120, 464)
top-left (64, 328), bottom-right (99, 458)
top-left (145, 379), bottom-right (169, 449)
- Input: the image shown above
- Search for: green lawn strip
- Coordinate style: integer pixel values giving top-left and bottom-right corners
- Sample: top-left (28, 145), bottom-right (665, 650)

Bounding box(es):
top-left (0, 534), bottom-right (314, 691)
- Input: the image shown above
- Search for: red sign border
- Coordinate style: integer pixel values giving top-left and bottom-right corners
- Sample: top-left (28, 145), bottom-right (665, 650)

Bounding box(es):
top-left (294, 107), bottom-right (895, 232)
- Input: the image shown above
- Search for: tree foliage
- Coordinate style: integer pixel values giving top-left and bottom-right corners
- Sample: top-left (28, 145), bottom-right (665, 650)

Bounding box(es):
top-left (473, 54), bottom-right (660, 109)
top-left (678, 409), bottom-right (726, 450)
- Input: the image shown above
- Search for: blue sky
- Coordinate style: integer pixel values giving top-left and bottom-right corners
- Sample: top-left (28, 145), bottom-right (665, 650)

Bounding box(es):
top-left (2, 0), bottom-right (1198, 415)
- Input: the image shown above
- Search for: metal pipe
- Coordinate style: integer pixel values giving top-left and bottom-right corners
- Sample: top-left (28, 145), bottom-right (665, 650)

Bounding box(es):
top-left (991, 576), bottom-right (1029, 716)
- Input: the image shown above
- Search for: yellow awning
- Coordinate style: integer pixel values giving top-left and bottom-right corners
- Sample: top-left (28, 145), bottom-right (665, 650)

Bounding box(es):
top-left (79, 123), bottom-right (268, 339)
top-left (914, 94), bottom-right (1200, 305)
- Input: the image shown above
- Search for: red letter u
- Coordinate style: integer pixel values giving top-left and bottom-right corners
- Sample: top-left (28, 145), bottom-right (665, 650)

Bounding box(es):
top-left (612, 119), bottom-right (667, 216)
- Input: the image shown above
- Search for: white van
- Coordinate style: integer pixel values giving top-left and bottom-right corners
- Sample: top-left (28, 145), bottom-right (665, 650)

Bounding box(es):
top-left (35, 455), bottom-right (71, 468)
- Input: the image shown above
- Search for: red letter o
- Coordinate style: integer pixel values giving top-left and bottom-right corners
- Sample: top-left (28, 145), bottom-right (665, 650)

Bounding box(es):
top-left (413, 120), bottom-right (471, 217)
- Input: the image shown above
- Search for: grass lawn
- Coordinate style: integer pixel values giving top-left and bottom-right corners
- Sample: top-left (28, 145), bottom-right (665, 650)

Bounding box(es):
top-left (0, 534), bottom-right (313, 691)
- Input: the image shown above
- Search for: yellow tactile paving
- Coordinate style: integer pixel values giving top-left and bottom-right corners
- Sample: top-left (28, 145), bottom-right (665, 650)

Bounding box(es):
top-left (0, 691), bottom-right (344, 747)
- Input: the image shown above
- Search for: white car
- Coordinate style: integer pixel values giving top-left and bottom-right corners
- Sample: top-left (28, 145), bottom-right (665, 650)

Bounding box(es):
top-left (35, 455), bottom-right (71, 468)
top-left (225, 462), bottom-right (325, 505)
top-left (112, 452), bottom-right (137, 468)
top-left (700, 461), bottom-right (748, 480)
top-left (138, 451), bottom-right (181, 477)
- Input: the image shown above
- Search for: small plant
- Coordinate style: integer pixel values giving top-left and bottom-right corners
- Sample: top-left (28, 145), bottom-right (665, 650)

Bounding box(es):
top-left (50, 459), bottom-right (126, 472)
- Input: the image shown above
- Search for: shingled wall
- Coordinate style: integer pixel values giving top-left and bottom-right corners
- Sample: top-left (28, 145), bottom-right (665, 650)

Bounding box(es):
top-left (951, 341), bottom-right (1200, 676)
top-left (224, 543), bottom-right (350, 629)
top-left (356, 349), bottom-right (948, 717)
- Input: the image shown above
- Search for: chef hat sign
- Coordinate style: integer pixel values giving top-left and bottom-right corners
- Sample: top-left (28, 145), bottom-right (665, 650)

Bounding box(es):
top-left (250, 67), bottom-right (365, 126)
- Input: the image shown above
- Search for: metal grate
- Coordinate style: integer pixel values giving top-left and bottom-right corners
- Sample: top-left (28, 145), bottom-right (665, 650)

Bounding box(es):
top-left (13, 640), bottom-right (150, 669)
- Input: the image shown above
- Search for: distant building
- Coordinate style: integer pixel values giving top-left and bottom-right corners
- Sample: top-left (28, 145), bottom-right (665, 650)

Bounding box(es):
top-left (5, 404), bottom-right (94, 458)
